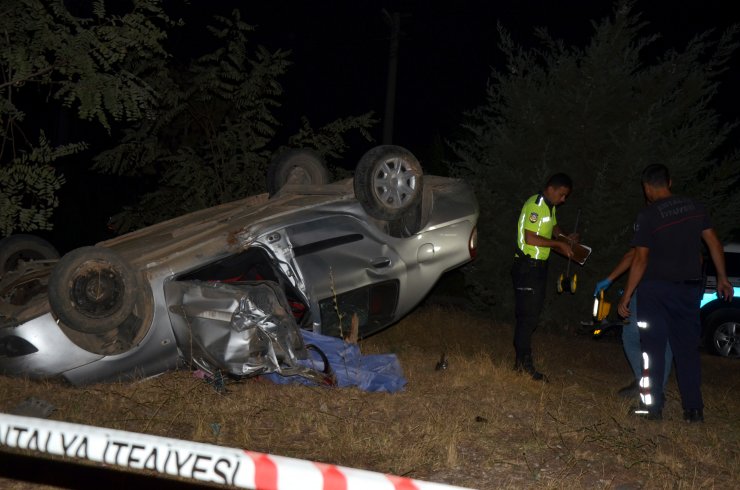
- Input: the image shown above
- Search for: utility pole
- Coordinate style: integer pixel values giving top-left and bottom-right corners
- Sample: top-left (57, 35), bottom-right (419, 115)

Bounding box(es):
top-left (382, 10), bottom-right (400, 145)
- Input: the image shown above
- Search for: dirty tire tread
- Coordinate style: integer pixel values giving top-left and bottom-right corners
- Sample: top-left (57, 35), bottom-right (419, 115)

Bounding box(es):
top-left (0, 234), bottom-right (60, 275)
top-left (48, 246), bottom-right (139, 334)
top-left (267, 149), bottom-right (329, 196)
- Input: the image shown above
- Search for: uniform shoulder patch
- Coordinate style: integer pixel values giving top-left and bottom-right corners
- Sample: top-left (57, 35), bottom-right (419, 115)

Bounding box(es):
top-left (529, 212), bottom-right (538, 223)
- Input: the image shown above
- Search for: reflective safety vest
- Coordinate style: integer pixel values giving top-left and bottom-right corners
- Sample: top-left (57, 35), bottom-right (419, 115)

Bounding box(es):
top-left (516, 193), bottom-right (557, 260)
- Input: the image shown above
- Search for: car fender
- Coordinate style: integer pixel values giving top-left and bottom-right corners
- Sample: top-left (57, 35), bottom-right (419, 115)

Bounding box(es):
top-left (700, 297), bottom-right (740, 329)
top-left (0, 313), bottom-right (104, 378)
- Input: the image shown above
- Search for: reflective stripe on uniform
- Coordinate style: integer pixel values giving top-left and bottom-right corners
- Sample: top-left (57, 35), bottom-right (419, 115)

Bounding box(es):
top-left (516, 194), bottom-right (557, 260)
top-left (638, 351), bottom-right (653, 407)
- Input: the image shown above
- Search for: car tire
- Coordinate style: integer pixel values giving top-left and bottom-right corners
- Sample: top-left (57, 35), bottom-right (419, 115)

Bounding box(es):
top-left (267, 148), bottom-right (329, 196)
top-left (704, 309), bottom-right (740, 358)
top-left (48, 246), bottom-right (140, 334)
top-left (0, 234), bottom-right (60, 275)
top-left (354, 145), bottom-right (423, 221)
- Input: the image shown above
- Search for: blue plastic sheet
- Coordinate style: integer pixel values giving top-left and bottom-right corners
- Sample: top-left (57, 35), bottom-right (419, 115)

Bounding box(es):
top-left (264, 330), bottom-right (407, 393)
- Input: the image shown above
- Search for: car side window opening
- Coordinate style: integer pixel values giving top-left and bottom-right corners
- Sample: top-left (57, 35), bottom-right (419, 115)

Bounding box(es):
top-left (318, 280), bottom-right (400, 338)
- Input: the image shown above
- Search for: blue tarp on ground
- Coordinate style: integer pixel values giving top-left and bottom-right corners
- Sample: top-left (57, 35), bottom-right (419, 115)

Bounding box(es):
top-left (263, 330), bottom-right (407, 393)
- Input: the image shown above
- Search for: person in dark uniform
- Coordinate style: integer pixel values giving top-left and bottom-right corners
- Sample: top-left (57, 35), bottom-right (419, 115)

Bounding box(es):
top-left (512, 173), bottom-right (576, 381)
top-left (594, 248), bottom-right (672, 398)
top-left (618, 164), bottom-right (734, 422)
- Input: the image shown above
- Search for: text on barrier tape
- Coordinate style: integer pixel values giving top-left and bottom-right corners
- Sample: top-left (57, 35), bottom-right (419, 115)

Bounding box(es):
top-left (0, 413), bottom-right (474, 490)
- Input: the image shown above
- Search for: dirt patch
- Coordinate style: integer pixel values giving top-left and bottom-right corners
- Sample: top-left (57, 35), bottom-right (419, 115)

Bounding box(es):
top-left (1, 305), bottom-right (738, 489)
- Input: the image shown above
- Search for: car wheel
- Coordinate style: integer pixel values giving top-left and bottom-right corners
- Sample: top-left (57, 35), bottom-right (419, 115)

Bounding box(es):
top-left (704, 309), bottom-right (740, 358)
top-left (0, 234), bottom-right (60, 275)
top-left (354, 145), bottom-right (423, 221)
top-left (48, 246), bottom-right (140, 334)
top-left (267, 148), bottom-right (329, 196)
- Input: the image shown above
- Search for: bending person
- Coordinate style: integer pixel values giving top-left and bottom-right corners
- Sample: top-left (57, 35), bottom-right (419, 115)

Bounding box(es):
top-left (594, 248), bottom-right (672, 398)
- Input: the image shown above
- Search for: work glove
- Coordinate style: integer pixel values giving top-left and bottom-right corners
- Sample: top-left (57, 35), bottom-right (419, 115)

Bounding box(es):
top-left (593, 278), bottom-right (612, 297)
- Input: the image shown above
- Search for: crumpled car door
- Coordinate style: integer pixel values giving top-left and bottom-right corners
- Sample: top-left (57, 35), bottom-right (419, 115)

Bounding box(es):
top-left (164, 280), bottom-right (331, 383)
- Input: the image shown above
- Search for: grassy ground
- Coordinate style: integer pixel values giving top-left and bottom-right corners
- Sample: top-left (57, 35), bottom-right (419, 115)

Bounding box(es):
top-left (1, 304), bottom-right (738, 489)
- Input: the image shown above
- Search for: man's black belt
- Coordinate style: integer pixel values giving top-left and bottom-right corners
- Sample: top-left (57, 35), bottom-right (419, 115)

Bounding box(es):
top-left (514, 249), bottom-right (548, 267)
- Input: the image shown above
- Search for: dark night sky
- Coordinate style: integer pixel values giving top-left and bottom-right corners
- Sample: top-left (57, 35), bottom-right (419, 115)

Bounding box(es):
top-left (229, 0), bottom-right (740, 160)
top-left (50, 0), bottom-right (740, 251)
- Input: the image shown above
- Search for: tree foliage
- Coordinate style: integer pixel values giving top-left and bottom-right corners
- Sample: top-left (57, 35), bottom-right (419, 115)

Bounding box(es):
top-left (448, 2), bottom-right (740, 325)
top-left (2, 2), bottom-right (375, 236)
top-left (0, 134), bottom-right (87, 236)
top-left (94, 10), bottom-right (375, 232)
top-left (0, 0), bottom-right (173, 234)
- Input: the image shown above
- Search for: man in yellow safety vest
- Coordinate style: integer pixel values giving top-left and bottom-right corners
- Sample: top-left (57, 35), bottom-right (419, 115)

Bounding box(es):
top-left (512, 173), bottom-right (576, 381)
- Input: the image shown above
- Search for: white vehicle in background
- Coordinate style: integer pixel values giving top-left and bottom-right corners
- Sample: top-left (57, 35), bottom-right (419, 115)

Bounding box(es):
top-left (700, 242), bottom-right (740, 358)
top-left (590, 242), bottom-right (739, 360)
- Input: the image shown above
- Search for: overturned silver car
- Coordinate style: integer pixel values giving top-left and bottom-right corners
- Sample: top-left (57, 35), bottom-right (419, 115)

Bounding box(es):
top-left (0, 145), bottom-right (478, 385)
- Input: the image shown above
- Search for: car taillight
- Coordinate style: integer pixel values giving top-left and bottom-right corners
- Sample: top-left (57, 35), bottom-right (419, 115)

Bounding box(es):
top-left (468, 226), bottom-right (478, 259)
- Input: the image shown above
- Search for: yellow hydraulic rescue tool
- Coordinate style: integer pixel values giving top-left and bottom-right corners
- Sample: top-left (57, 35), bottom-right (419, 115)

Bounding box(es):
top-left (591, 290), bottom-right (612, 336)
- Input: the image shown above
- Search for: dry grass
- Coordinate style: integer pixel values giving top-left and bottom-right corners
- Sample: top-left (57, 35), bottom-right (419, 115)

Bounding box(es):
top-left (1, 304), bottom-right (739, 489)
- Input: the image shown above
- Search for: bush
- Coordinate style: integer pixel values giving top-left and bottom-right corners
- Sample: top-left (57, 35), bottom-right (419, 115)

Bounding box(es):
top-left (448, 1), bottom-right (740, 327)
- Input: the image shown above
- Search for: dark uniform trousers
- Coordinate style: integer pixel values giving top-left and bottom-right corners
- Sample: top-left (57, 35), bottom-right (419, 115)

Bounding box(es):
top-left (637, 280), bottom-right (704, 412)
top-left (511, 256), bottom-right (548, 359)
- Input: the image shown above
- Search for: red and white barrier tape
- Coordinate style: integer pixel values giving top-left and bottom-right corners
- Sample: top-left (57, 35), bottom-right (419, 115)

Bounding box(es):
top-left (0, 413), bottom-right (474, 490)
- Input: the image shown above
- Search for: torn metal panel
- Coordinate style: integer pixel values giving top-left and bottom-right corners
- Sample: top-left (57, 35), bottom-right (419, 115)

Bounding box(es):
top-left (166, 281), bottom-right (309, 378)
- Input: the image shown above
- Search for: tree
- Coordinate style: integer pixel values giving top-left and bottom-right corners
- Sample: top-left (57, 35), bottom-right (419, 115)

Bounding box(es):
top-left (0, 0), bottom-right (173, 235)
top-left (93, 10), bottom-right (375, 232)
top-left (448, 1), bottom-right (740, 326)
top-left (2, 2), bottom-right (376, 236)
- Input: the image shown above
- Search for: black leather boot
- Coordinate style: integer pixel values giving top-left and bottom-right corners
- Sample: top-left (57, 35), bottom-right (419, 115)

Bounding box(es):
top-left (514, 354), bottom-right (547, 382)
top-left (617, 380), bottom-right (639, 398)
top-left (683, 408), bottom-right (704, 423)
